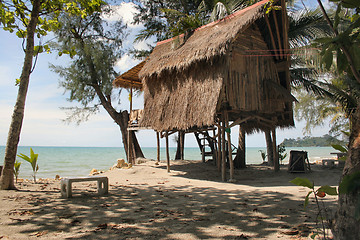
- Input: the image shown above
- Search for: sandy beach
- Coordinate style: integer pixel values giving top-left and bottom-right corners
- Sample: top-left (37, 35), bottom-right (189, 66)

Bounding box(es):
top-left (0, 159), bottom-right (342, 239)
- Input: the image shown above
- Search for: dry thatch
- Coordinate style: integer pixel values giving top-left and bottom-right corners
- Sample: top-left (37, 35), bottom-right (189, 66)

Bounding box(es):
top-left (139, 0), bottom-right (269, 79)
top-left (113, 60), bottom-right (145, 90)
top-left (139, 0), bottom-right (294, 132)
top-left (142, 62), bottom-right (225, 131)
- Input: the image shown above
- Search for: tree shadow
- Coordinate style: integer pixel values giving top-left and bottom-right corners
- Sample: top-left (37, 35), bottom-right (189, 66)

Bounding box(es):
top-left (2, 175), bottom-right (335, 239)
top-left (157, 160), bottom-right (342, 187)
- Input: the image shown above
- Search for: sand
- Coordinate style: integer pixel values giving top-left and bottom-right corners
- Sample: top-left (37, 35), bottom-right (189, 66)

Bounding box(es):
top-left (0, 159), bottom-right (342, 239)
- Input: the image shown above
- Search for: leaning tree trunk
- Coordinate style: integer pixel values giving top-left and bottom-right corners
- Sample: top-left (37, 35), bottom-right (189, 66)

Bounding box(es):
top-left (175, 131), bottom-right (185, 160)
top-left (233, 126), bottom-right (246, 169)
top-left (0, 0), bottom-right (41, 190)
top-left (333, 105), bottom-right (360, 239)
top-left (265, 130), bottom-right (274, 166)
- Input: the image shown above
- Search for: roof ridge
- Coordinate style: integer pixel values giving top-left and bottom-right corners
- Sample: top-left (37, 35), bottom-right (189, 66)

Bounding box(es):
top-left (156, 0), bottom-right (270, 46)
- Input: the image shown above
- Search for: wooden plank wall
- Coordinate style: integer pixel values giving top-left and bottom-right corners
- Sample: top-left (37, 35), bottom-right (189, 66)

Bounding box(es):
top-left (226, 25), bottom-right (285, 114)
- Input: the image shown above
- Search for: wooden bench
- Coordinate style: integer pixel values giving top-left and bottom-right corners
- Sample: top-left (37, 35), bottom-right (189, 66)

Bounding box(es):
top-left (60, 176), bottom-right (108, 198)
top-left (322, 159), bottom-right (336, 168)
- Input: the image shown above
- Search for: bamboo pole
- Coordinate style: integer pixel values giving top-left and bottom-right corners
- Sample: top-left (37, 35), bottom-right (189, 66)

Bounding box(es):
top-left (225, 112), bottom-right (234, 182)
top-left (156, 131), bottom-right (160, 165)
top-left (272, 10), bottom-right (283, 58)
top-left (221, 115), bottom-right (226, 182)
top-left (264, 14), bottom-right (279, 60)
top-left (272, 129), bottom-right (279, 172)
top-left (165, 131), bottom-right (170, 173)
top-left (217, 124), bottom-right (222, 172)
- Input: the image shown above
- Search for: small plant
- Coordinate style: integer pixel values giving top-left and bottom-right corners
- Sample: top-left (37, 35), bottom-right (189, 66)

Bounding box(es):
top-left (14, 160), bottom-right (21, 183)
top-left (290, 177), bottom-right (337, 239)
top-left (278, 143), bottom-right (287, 164)
top-left (17, 148), bottom-right (39, 183)
top-left (258, 150), bottom-right (267, 163)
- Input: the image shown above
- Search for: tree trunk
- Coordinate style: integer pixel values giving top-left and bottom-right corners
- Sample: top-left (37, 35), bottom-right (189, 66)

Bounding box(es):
top-left (117, 111), bottom-right (144, 164)
top-left (333, 105), bottom-right (360, 239)
top-left (0, 0), bottom-right (41, 190)
top-left (265, 130), bottom-right (274, 166)
top-left (175, 131), bottom-right (185, 160)
top-left (234, 126), bottom-right (246, 169)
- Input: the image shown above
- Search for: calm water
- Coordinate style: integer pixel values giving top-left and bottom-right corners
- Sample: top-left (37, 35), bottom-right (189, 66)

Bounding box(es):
top-left (0, 146), bottom-right (335, 179)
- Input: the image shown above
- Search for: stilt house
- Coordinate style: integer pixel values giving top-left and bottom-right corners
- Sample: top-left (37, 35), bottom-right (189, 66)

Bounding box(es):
top-left (113, 0), bottom-right (295, 178)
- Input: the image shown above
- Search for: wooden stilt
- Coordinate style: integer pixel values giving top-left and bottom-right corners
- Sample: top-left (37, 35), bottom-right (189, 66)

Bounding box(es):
top-left (272, 129), bottom-right (279, 172)
top-left (180, 131), bottom-right (184, 160)
top-left (217, 124), bottom-right (222, 172)
top-left (165, 131), bottom-right (170, 173)
top-left (156, 131), bottom-right (160, 165)
top-left (221, 115), bottom-right (226, 182)
top-left (225, 112), bottom-right (234, 181)
top-left (127, 129), bottom-right (132, 164)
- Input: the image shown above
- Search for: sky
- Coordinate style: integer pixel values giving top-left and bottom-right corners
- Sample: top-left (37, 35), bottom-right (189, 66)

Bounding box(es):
top-left (0, 0), bottom-right (334, 148)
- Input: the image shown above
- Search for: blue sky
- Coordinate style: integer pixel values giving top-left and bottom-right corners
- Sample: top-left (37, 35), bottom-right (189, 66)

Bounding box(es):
top-left (0, 1), bottom-right (333, 148)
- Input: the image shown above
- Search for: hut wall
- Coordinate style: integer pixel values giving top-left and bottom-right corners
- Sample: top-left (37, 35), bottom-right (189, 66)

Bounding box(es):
top-left (140, 61), bottom-right (224, 132)
top-left (221, 25), bottom-right (288, 115)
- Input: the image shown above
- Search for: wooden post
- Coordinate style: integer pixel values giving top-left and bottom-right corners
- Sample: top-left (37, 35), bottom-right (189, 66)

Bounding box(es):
top-left (217, 124), bottom-right (222, 172)
top-left (225, 112), bottom-right (234, 181)
top-left (272, 129), bottom-right (279, 172)
top-left (221, 115), bottom-right (226, 182)
top-left (180, 131), bottom-right (184, 160)
top-left (165, 131), bottom-right (170, 173)
top-left (130, 82), bottom-right (133, 113)
top-left (127, 129), bottom-right (131, 164)
top-left (156, 131), bottom-right (160, 165)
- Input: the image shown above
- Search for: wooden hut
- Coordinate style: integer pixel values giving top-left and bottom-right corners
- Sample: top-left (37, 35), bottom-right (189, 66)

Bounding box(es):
top-left (113, 0), bottom-right (294, 179)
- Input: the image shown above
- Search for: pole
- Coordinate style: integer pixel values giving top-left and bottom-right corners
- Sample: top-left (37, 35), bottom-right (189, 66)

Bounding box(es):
top-left (165, 131), bottom-right (170, 173)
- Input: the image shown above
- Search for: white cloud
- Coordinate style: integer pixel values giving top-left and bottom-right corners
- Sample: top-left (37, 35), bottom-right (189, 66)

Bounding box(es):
top-left (102, 2), bottom-right (140, 29)
top-left (115, 54), bottom-right (141, 73)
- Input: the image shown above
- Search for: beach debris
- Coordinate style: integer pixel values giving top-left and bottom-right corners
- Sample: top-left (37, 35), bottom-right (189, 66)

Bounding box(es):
top-left (30, 231), bottom-right (48, 237)
top-left (90, 168), bottom-right (99, 175)
top-left (55, 175), bottom-right (61, 180)
top-left (136, 157), bottom-right (148, 164)
top-left (110, 159), bottom-right (133, 170)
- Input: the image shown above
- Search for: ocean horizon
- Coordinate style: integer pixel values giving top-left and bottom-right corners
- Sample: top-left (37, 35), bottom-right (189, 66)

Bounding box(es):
top-left (0, 146), bottom-right (336, 180)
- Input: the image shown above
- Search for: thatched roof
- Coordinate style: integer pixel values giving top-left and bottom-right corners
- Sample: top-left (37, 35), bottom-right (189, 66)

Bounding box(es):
top-left (138, 0), bottom-right (293, 132)
top-left (113, 60), bottom-right (145, 90)
top-left (139, 0), bottom-right (271, 79)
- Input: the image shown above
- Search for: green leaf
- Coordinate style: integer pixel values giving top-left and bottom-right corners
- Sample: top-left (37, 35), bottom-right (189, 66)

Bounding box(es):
top-left (290, 177), bottom-right (314, 189)
top-left (331, 144), bottom-right (348, 153)
top-left (304, 191), bottom-right (313, 208)
top-left (317, 185), bottom-right (338, 195)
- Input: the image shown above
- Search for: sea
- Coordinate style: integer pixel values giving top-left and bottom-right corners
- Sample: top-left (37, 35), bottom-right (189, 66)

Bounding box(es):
top-left (0, 146), bottom-right (335, 179)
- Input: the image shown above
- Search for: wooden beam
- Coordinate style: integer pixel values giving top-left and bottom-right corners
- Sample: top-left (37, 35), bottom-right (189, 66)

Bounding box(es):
top-left (221, 114), bottom-right (226, 182)
top-left (272, 10), bottom-right (283, 59)
top-left (272, 129), bottom-right (280, 172)
top-left (156, 131), bottom-right (160, 165)
top-left (217, 124), bottom-right (222, 172)
top-left (264, 14), bottom-right (279, 60)
top-left (225, 112), bottom-right (234, 182)
top-left (165, 131), bottom-right (170, 173)
top-left (228, 116), bottom-right (252, 128)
